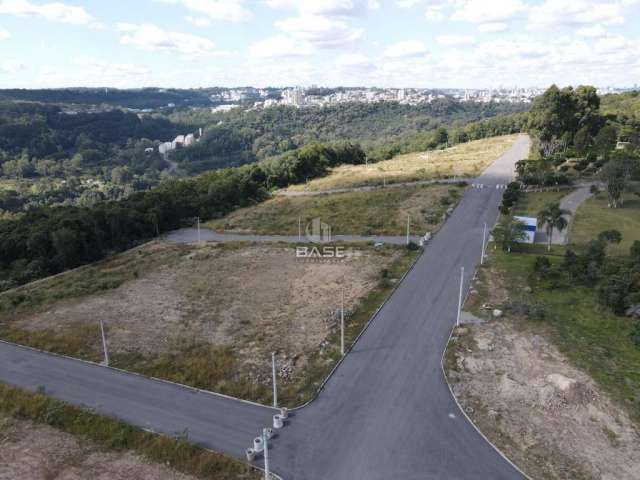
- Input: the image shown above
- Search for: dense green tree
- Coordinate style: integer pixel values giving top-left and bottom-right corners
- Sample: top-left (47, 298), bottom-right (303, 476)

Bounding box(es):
top-left (537, 202), bottom-right (570, 251)
top-left (493, 216), bottom-right (527, 253)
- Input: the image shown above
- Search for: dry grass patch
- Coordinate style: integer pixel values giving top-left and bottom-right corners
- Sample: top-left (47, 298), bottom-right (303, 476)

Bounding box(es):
top-left (0, 241), bottom-right (417, 406)
top-left (285, 134), bottom-right (519, 192)
top-left (208, 184), bottom-right (462, 236)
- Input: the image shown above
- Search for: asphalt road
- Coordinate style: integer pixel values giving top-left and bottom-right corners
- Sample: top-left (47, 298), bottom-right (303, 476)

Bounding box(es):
top-left (0, 340), bottom-right (276, 458)
top-left (267, 134), bottom-right (532, 480)
top-left (535, 183), bottom-right (595, 245)
top-left (0, 134), bottom-right (531, 480)
top-left (166, 228), bottom-right (423, 245)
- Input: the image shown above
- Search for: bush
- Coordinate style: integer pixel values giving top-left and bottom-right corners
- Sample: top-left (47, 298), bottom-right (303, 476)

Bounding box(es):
top-left (631, 322), bottom-right (640, 349)
top-left (533, 256), bottom-right (552, 275)
top-left (406, 241), bottom-right (420, 251)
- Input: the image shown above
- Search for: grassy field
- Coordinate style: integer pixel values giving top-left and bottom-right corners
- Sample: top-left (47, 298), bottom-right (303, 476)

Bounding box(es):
top-left (486, 250), bottom-right (640, 423)
top-left (208, 184), bottom-right (462, 236)
top-left (285, 134), bottom-right (519, 192)
top-left (570, 185), bottom-right (640, 256)
top-left (0, 241), bottom-right (419, 407)
top-left (512, 190), bottom-right (567, 217)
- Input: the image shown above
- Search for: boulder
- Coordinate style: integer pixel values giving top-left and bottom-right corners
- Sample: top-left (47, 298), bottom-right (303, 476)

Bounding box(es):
top-left (626, 304), bottom-right (640, 319)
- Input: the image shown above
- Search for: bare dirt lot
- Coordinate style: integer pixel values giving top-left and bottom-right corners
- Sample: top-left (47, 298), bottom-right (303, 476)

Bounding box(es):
top-left (3, 241), bottom-right (411, 404)
top-left (0, 415), bottom-right (195, 480)
top-left (446, 264), bottom-right (640, 480)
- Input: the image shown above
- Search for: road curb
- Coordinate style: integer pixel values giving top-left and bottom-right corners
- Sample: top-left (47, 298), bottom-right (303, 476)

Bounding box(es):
top-left (290, 246), bottom-right (425, 411)
top-left (440, 276), bottom-right (534, 480)
top-left (0, 338), bottom-right (276, 412)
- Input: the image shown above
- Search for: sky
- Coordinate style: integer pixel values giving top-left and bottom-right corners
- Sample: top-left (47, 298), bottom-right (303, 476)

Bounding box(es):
top-left (0, 0), bottom-right (639, 89)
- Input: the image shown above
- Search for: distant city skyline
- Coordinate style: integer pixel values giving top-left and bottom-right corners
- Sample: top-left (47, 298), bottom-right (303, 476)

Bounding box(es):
top-left (1, 0), bottom-right (639, 89)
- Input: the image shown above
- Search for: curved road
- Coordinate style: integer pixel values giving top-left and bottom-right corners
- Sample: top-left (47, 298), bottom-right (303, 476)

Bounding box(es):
top-left (0, 135), bottom-right (531, 480)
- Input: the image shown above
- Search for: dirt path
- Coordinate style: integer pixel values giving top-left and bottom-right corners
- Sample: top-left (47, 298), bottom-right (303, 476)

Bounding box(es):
top-left (277, 177), bottom-right (465, 197)
top-left (535, 183), bottom-right (597, 245)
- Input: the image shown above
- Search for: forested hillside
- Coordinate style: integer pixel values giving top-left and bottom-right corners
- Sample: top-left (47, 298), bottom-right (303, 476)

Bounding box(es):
top-left (0, 142), bottom-right (365, 291)
top-left (169, 100), bottom-right (527, 172)
top-left (0, 88), bottom-right (215, 109)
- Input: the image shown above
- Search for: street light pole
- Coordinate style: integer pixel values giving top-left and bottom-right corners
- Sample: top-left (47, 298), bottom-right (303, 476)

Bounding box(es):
top-left (263, 428), bottom-right (270, 480)
top-left (341, 287), bottom-right (345, 356)
top-left (298, 216), bottom-right (302, 242)
top-left (406, 214), bottom-right (410, 245)
top-left (481, 222), bottom-right (487, 265)
top-left (456, 266), bottom-right (464, 327)
top-left (100, 320), bottom-right (109, 366)
top-left (271, 352), bottom-right (277, 408)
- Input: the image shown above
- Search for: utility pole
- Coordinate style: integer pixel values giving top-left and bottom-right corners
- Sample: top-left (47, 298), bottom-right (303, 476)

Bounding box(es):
top-left (100, 320), bottom-right (109, 366)
top-left (298, 216), bottom-right (302, 242)
top-left (406, 214), bottom-right (410, 245)
top-left (271, 352), bottom-right (277, 408)
top-left (481, 222), bottom-right (487, 265)
top-left (196, 217), bottom-right (201, 244)
top-left (263, 428), bottom-right (270, 480)
top-left (340, 287), bottom-right (345, 356)
top-left (456, 266), bottom-right (464, 327)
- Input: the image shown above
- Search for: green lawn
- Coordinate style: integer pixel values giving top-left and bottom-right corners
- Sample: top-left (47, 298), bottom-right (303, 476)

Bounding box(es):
top-left (512, 190), bottom-right (567, 217)
top-left (207, 184), bottom-right (462, 236)
top-left (489, 249), bottom-right (640, 423)
top-left (570, 187), bottom-right (640, 256)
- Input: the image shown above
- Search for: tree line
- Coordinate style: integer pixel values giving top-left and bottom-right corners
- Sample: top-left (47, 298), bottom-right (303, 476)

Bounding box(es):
top-left (0, 142), bottom-right (365, 291)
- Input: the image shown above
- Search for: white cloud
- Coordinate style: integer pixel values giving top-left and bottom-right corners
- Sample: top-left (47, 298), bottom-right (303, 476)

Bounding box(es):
top-left (424, 3), bottom-right (447, 22)
top-left (156, 0), bottom-right (251, 22)
top-left (0, 60), bottom-right (26, 73)
top-left (451, 0), bottom-right (527, 23)
top-left (478, 22), bottom-right (507, 32)
top-left (396, 0), bottom-right (421, 7)
top-left (0, 27), bottom-right (9, 39)
top-left (528, 0), bottom-right (624, 29)
top-left (73, 56), bottom-right (150, 77)
top-left (248, 34), bottom-right (313, 58)
top-left (275, 14), bottom-right (363, 48)
top-left (577, 24), bottom-right (608, 38)
top-left (436, 34), bottom-right (474, 46)
top-left (477, 37), bottom-right (548, 60)
top-left (265, 0), bottom-right (378, 15)
top-left (117, 23), bottom-right (227, 58)
top-left (383, 40), bottom-right (428, 58)
top-left (0, 0), bottom-right (93, 24)
top-left (337, 52), bottom-right (371, 66)
top-left (185, 15), bottom-right (211, 27)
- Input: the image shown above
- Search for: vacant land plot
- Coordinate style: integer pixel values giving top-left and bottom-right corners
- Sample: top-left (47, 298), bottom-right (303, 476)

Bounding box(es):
top-left (285, 134), bottom-right (518, 192)
top-left (0, 241), bottom-right (417, 406)
top-left (570, 185), bottom-right (640, 255)
top-left (208, 184), bottom-right (462, 236)
top-left (0, 384), bottom-right (256, 480)
top-left (0, 414), bottom-right (201, 480)
top-left (445, 246), bottom-right (640, 480)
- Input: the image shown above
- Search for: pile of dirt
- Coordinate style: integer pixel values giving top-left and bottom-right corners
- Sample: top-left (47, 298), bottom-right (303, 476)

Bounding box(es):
top-left (449, 320), bottom-right (640, 480)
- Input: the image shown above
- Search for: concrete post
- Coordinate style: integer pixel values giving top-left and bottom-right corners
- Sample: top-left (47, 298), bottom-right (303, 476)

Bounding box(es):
top-left (263, 428), bottom-right (270, 480)
top-left (481, 222), bottom-right (487, 265)
top-left (271, 352), bottom-right (277, 408)
top-left (100, 320), bottom-right (109, 366)
top-left (341, 287), bottom-right (345, 356)
top-left (456, 266), bottom-right (464, 327)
